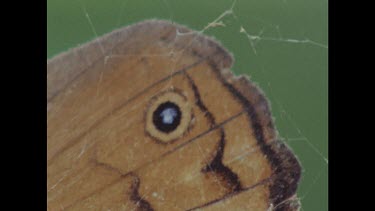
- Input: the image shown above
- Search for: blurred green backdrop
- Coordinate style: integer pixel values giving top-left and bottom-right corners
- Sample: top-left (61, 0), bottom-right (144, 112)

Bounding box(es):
top-left (47, 0), bottom-right (328, 210)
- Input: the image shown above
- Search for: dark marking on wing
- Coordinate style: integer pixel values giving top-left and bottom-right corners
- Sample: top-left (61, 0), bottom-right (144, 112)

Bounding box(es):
top-left (201, 130), bottom-right (242, 193)
top-left (184, 72), bottom-right (243, 194)
top-left (184, 72), bottom-right (216, 129)
top-left (128, 173), bottom-right (155, 211)
top-left (207, 60), bottom-right (301, 211)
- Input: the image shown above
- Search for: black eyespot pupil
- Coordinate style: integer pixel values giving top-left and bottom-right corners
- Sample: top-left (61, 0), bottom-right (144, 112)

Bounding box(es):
top-left (152, 102), bottom-right (181, 133)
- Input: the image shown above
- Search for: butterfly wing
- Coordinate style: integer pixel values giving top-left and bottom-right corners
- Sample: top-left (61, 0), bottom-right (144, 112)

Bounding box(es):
top-left (47, 20), bottom-right (301, 211)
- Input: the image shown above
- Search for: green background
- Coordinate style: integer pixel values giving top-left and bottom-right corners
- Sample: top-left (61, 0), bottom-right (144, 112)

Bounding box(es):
top-left (47, 0), bottom-right (328, 210)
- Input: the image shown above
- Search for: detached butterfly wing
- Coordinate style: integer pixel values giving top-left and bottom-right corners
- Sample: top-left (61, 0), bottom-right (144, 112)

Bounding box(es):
top-left (47, 20), bottom-right (301, 211)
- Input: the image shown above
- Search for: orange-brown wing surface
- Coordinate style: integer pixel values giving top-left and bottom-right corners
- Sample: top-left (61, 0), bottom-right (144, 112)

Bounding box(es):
top-left (47, 20), bottom-right (301, 211)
